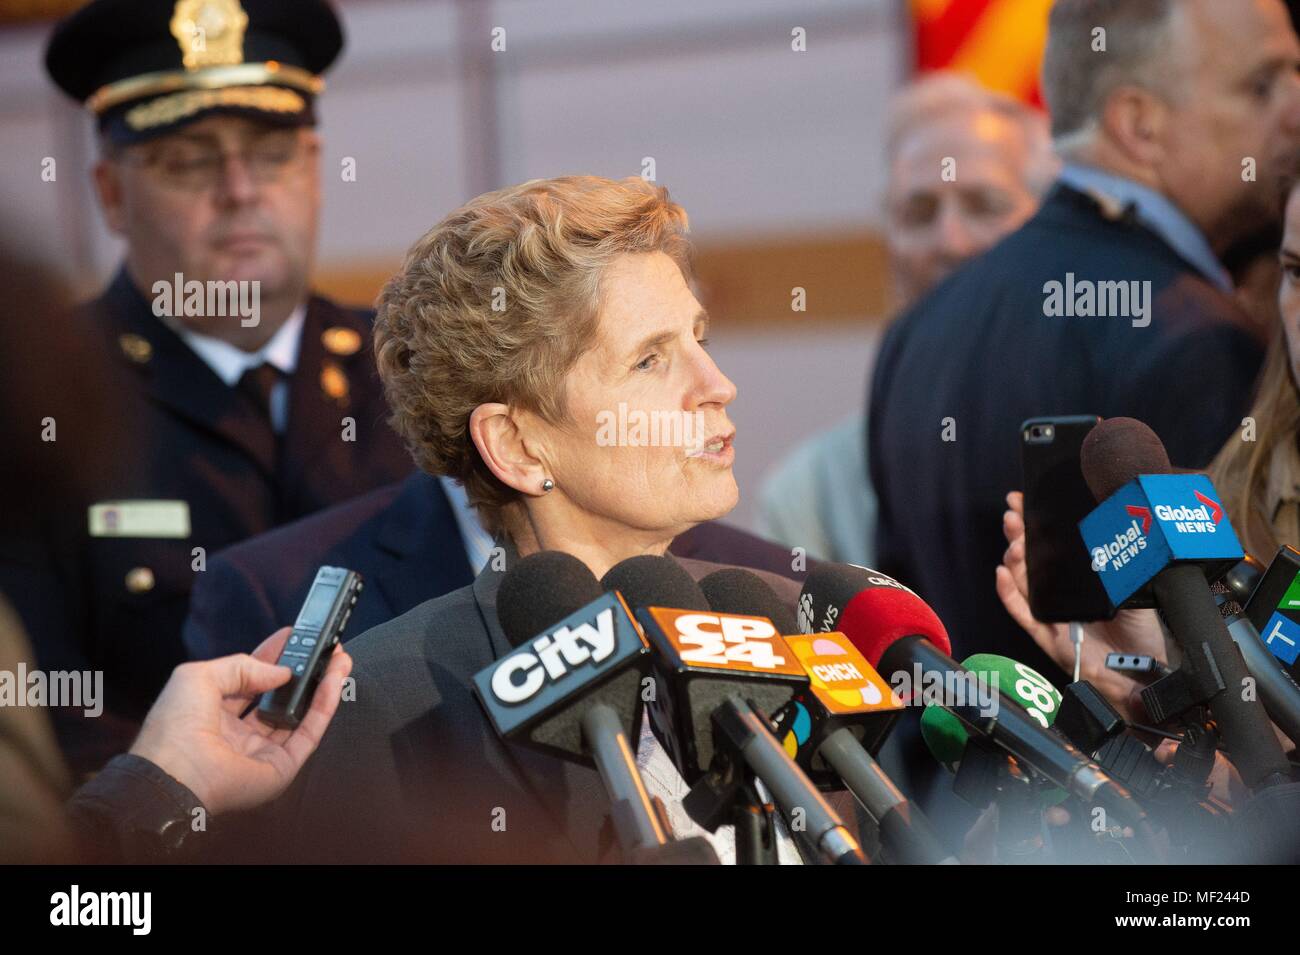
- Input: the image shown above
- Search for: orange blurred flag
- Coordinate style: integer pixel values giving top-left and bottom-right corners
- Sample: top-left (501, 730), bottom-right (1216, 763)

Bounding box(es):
top-left (910, 0), bottom-right (1053, 105)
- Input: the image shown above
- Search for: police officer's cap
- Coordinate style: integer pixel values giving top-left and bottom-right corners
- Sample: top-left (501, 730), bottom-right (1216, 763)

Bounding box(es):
top-left (45, 0), bottom-right (343, 145)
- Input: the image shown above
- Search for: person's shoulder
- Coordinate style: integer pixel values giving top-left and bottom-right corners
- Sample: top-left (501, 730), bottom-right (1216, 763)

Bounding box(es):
top-left (671, 521), bottom-right (802, 581)
top-left (758, 417), bottom-right (864, 517)
top-left (322, 582), bottom-right (482, 732)
top-left (771, 417), bottom-right (862, 476)
top-left (346, 582), bottom-right (482, 672)
top-left (307, 293), bottom-right (374, 330)
top-left (1149, 273), bottom-right (1255, 338)
top-left (213, 479), bottom-right (406, 570)
top-left (673, 555), bottom-right (802, 605)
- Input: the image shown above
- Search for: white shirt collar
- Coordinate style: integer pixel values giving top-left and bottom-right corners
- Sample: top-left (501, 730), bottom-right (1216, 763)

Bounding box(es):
top-left (162, 305), bottom-right (306, 387)
top-left (438, 475), bottom-right (496, 574)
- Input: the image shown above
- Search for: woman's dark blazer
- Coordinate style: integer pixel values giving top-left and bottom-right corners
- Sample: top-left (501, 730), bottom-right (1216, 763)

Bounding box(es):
top-left (245, 552), bottom-right (858, 863)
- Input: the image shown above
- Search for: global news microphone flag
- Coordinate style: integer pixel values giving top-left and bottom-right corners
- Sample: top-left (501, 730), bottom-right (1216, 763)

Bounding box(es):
top-left (1079, 474), bottom-right (1244, 608)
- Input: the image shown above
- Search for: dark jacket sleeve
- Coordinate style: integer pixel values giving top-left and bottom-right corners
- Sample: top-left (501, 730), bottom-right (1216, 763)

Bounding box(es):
top-left (182, 550), bottom-right (280, 660)
top-left (1120, 323), bottom-right (1263, 470)
top-left (866, 322), bottom-right (907, 582)
top-left (64, 753), bottom-right (206, 863)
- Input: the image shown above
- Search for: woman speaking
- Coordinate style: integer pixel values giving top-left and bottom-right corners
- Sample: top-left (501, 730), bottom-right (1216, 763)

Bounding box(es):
top-left (243, 175), bottom-right (807, 863)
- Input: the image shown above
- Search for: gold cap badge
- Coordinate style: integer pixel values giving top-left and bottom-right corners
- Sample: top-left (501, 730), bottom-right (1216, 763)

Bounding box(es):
top-left (170, 0), bottom-right (249, 71)
top-left (321, 326), bottom-right (363, 357)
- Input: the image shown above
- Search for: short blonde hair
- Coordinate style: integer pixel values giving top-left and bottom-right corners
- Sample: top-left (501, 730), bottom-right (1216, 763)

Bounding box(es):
top-left (374, 175), bottom-right (694, 536)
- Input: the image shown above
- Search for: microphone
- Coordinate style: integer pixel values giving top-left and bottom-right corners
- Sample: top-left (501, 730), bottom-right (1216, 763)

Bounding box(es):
top-left (1224, 554), bottom-right (1265, 606)
top-left (798, 562), bottom-right (1154, 840)
top-left (1077, 418), bottom-right (1292, 791)
top-left (1238, 544), bottom-right (1300, 742)
top-left (602, 556), bottom-right (866, 865)
top-left (919, 653), bottom-right (1066, 794)
top-left (601, 557), bottom-right (805, 782)
top-left (701, 568), bottom-right (956, 864)
top-left (919, 654), bottom-right (1072, 862)
top-left (1221, 612), bottom-right (1300, 748)
top-left (698, 567), bottom-right (799, 634)
top-left (1059, 680), bottom-right (1237, 860)
top-left (472, 551), bottom-right (668, 855)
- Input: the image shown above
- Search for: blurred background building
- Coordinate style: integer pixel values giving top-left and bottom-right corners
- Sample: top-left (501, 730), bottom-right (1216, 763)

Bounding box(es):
top-left (0, 0), bottom-right (1050, 529)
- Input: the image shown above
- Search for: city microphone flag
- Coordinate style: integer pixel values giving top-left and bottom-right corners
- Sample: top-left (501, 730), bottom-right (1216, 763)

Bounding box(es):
top-left (910, 0), bottom-right (1051, 105)
top-left (471, 590), bottom-right (650, 764)
top-left (1078, 474), bottom-right (1244, 608)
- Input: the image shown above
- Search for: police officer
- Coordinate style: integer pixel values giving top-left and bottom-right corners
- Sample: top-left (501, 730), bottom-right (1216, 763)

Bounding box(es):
top-left (2, 0), bottom-right (411, 774)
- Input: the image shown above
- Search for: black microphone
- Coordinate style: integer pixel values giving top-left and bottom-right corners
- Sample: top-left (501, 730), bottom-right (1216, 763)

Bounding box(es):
top-left (1078, 418), bottom-right (1292, 792)
top-left (1221, 611), bottom-right (1300, 749)
top-left (701, 568), bottom-right (956, 864)
top-left (798, 562), bottom-right (1157, 843)
top-left (1055, 681), bottom-right (1236, 860)
top-left (602, 556), bottom-right (866, 865)
top-left (698, 567), bottom-right (799, 634)
top-left (473, 551), bottom-right (669, 856)
top-left (1223, 555), bottom-right (1265, 606)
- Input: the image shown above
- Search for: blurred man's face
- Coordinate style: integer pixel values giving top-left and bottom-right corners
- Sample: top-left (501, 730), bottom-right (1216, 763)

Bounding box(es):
top-left (887, 110), bottom-right (1043, 306)
top-left (1158, 0), bottom-right (1300, 251)
top-left (94, 113), bottom-right (321, 347)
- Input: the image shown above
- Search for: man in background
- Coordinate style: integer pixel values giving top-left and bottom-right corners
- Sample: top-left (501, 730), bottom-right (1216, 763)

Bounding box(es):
top-left (756, 73), bottom-right (1057, 564)
top-left (1, 0), bottom-right (417, 774)
top-left (866, 0), bottom-right (1296, 849)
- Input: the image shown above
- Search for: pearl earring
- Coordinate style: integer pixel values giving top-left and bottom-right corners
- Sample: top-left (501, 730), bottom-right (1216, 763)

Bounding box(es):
top-left (541, 478), bottom-right (555, 493)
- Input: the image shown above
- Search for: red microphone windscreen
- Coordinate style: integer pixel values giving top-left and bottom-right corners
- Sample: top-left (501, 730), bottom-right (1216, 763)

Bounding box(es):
top-left (839, 584), bottom-right (952, 668)
top-left (798, 563), bottom-right (951, 668)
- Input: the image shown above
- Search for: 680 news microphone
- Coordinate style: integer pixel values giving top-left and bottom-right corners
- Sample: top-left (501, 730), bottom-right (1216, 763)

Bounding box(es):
top-left (1076, 418), bottom-right (1292, 792)
top-left (700, 568), bottom-right (956, 864)
top-left (602, 556), bottom-right (866, 865)
top-left (797, 561), bottom-right (1155, 843)
top-left (472, 551), bottom-right (687, 859)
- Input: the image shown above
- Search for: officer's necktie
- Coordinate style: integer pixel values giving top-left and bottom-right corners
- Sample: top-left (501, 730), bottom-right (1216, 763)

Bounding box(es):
top-left (237, 362), bottom-right (283, 429)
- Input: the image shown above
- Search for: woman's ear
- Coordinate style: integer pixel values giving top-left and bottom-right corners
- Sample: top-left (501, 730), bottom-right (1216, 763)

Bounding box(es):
top-left (469, 403), bottom-right (550, 495)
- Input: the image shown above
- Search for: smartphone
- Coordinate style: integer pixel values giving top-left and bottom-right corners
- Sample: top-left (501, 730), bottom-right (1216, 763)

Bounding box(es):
top-left (257, 565), bottom-right (363, 728)
top-left (1021, 416), bottom-right (1114, 622)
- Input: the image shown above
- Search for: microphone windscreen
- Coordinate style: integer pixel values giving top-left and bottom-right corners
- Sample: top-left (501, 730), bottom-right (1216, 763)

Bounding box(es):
top-left (601, 554), bottom-right (709, 611)
top-left (1079, 417), bottom-right (1171, 501)
top-left (698, 568), bottom-right (798, 634)
top-left (496, 550), bottom-right (603, 648)
top-left (799, 562), bottom-right (951, 666)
